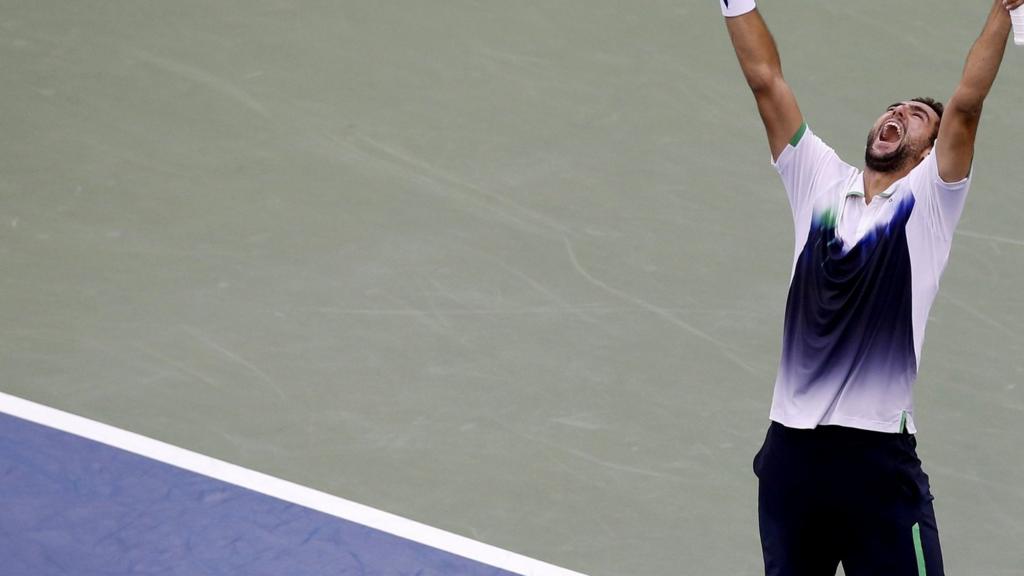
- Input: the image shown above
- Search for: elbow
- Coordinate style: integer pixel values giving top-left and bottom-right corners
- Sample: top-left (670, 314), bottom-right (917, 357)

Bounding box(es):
top-left (948, 100), bottom-right (984, 120)
top-left (947, 89), bottom-right (985, 120)
top-left (745, 67), bottom-right (784, 95)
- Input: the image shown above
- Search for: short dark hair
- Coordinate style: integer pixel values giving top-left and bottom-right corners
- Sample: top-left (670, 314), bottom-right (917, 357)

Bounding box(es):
top-left (911, 97), bottom-right (944, 121)
top-left (912, 97), bottom-right (943, 144)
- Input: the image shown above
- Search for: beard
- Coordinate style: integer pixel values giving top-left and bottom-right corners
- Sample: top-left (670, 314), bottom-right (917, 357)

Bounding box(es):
top-left (864, 127), bottom-right (912, 173)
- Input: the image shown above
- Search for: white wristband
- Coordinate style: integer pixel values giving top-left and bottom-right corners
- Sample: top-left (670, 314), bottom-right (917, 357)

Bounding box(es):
top-left (721, 0), bottom-right (756, 17)
top-left (1011, 6), bottom-right (1024, 46)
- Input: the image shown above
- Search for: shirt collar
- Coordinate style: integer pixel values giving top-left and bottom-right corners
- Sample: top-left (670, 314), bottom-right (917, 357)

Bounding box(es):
top-left (846, 172), bottom-right (898, 199)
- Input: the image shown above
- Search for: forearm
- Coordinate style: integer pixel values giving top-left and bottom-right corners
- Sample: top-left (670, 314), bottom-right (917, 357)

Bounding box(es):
top-left (950, 1), bottom-right (1012, 114)
top-left (724, 6), bottom-right (802, 159)
top-left (726, 10), bottom-right (784, 93)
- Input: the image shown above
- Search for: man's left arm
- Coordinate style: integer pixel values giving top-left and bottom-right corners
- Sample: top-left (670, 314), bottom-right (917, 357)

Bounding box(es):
top-left (937, 0), bottom-right (1021, 183)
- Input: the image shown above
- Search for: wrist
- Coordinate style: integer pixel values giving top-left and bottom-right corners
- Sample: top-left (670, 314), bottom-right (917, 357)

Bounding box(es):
top-left (722, 0), bottom-right (756, 17)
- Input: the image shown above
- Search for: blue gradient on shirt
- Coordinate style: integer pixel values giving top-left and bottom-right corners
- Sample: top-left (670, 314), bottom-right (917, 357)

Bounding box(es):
top-left (779, 195), bottom-right (918, 403)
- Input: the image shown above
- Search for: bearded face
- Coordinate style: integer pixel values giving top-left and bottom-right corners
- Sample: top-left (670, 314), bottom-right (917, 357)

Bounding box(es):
top-left (864, 101), bottom-right (940, 173)
top-left (864, 121), bottom-right (911, 172)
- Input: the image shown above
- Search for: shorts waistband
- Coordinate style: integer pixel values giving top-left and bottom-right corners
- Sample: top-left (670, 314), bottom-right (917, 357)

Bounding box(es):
top-left (769, 420), bottom-right (913, 441)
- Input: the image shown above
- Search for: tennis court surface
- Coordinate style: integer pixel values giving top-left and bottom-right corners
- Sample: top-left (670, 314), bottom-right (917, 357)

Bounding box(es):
top-left (2, 1), bottom-right (1022, 574)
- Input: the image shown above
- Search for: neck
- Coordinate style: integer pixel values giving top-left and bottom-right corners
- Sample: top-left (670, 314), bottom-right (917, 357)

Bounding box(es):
top-left (862, 165), bottom-right (913, 203)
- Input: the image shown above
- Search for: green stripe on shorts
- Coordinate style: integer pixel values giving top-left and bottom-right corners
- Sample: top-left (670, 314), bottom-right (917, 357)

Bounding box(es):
top-left (912, 522), bottom-right (927, 576)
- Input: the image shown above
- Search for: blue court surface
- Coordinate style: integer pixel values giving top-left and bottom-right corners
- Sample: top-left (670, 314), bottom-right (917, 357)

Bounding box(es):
top-left (0, 394), bottom-right (584, 576)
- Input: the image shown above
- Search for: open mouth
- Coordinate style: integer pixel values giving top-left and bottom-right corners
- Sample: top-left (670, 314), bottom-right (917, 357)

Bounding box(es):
top-left (878, 120), bottom-right (904, 144)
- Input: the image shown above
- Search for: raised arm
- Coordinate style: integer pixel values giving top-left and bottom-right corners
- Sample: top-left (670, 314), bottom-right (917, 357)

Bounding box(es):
top-left (936, 0), bottom-right (1020, 182)
top-left (724, 4), bottom-right (803, 161)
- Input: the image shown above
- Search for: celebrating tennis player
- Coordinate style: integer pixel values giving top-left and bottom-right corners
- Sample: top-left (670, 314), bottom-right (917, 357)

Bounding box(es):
top-left (722, 1), bottom-right (1019, 574)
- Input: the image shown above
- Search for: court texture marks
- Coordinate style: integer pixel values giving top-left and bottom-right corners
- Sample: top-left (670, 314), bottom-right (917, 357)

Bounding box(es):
top-left (2, 1), bottom-right (1023, 575)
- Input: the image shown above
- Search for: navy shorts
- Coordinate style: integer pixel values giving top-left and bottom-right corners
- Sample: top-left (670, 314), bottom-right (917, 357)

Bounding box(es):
top-left (754, 421), bottom-right (943, 576)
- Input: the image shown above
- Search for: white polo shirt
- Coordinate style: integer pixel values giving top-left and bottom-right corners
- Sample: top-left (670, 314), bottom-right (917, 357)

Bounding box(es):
top-left (770, 124), bottom-right (970, 433)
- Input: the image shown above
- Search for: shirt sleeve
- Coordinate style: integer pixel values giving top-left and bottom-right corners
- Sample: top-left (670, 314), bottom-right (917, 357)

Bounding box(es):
top-left (904, 144), bottom-right (972, 363)
top-left (906, 145), bottom-right (971, 245)
top-left (772, 124), bottom-right (847, 228)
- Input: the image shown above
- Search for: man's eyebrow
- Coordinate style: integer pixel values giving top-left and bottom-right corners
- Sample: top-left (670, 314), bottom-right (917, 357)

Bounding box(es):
top-left (908, 102), bottom-right (928, 113)
top-left (887, 102), bottom-right (933, 117)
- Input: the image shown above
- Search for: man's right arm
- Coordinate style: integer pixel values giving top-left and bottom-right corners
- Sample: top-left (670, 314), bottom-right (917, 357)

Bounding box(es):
top-left (725, 8), bottom-right (804, 161)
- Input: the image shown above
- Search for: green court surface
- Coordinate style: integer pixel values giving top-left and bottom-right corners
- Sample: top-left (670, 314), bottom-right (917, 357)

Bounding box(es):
top-left (2, 1), bottom-right (1022, 574)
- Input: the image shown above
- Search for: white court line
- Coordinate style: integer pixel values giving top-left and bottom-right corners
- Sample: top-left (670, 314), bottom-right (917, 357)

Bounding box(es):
top-left (0, 391), bottom-right (588, 576)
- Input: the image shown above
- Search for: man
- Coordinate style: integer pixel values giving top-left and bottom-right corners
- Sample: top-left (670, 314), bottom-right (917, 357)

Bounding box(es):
top-left (722, 1), bottom-right (1019, 574)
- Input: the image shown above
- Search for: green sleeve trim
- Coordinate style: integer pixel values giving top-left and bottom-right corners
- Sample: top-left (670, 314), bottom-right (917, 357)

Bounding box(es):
top-left (912, 523), bottom-right (927, 576)
top-left (789, 122), bottom-right (808, 147)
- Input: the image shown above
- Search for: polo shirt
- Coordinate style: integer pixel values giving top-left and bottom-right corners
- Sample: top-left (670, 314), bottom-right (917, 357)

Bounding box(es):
top-left (769, 124), bottom-right (971, 433)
